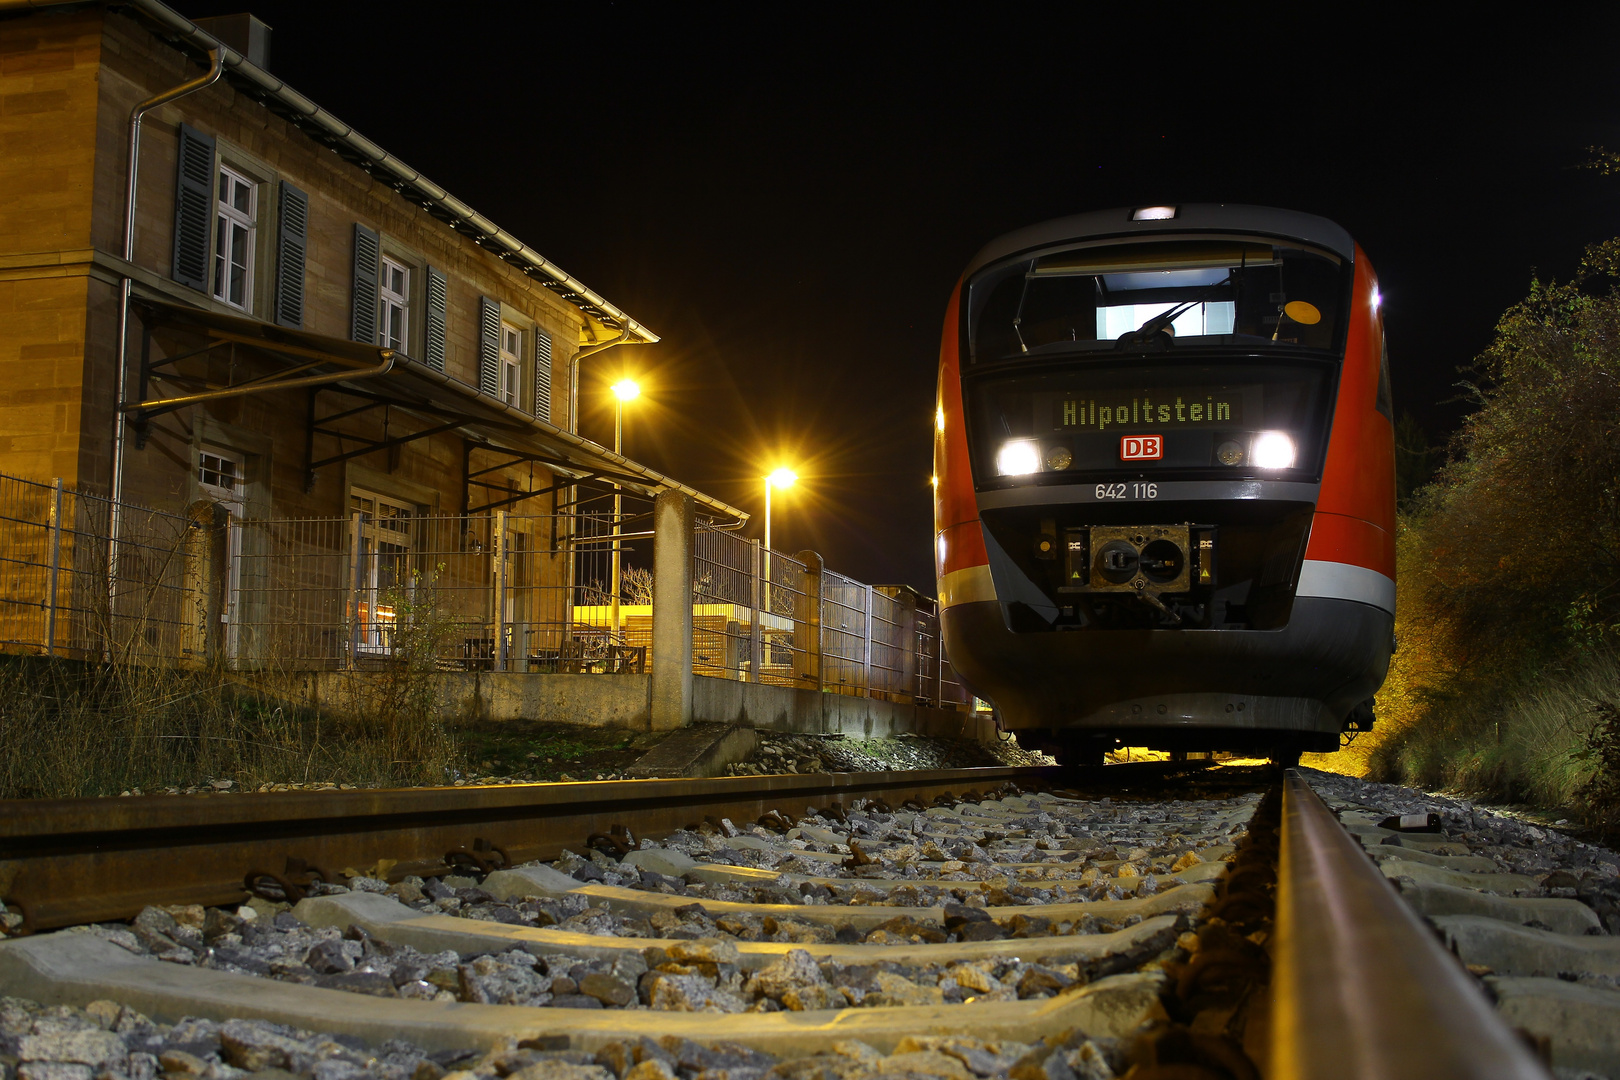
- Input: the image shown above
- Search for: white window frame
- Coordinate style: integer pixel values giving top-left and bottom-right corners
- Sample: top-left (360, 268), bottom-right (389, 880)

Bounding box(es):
top-left (212, 164), bottom-right (257, 311)
top-left (500, 323), bottom-right (523, 408)
top-left (349, 488), bottom-right (416, 655)
top-left (378, 255), bottom-right (410, 352)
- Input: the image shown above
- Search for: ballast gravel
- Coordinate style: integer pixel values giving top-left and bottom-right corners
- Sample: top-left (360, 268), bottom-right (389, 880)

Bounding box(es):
top-left (1299, 766), bottom-right (1620, 934)
top-left (67, 790), bottom-right (1252, 1016)
top-left (723, 732), bottom-right (1050, 777)
top-left (0, 993), bottom-right (1129, 1080)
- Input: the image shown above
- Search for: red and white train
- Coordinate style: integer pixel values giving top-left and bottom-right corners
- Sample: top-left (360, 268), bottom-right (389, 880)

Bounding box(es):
top-left (933, 205), bottom-right (1394, 764)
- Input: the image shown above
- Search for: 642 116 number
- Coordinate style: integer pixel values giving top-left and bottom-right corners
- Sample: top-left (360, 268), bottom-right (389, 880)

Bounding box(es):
top-left (1095, 483), bottom-right (1158, 500)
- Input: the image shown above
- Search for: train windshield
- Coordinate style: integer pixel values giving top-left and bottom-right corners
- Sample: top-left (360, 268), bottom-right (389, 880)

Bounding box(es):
top-left (968, 238), bottom-right (1347, 363)
top-left (964, 359), bottom-right (1335, 484)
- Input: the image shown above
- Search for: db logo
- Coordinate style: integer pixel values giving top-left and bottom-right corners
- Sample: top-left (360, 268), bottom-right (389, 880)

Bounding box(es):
top-left (1120, 435), bottom-right (1163, 461)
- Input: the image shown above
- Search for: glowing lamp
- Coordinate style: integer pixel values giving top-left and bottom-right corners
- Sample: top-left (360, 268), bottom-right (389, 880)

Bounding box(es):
top-left (611, 378), bottom-right (641, 402)
top-left (996, 439), bottom-right (1041, 476)
top-left (1252, 431), bottom-right (1297, 470)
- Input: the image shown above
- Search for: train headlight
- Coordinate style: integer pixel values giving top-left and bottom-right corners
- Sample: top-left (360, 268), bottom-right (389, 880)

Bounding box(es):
top-left (1216, 440), bottom-right (1245, 466)
top-left (996, 439), bottom-right (1041, 476)
top-left (1252, 431), bottom-right (1297, 470)
top-left (1045, 446), bottom-right (1073, 470)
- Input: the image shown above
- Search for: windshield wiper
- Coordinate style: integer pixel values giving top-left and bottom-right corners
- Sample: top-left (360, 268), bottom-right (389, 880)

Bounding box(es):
top-left (1118, 271), bottom-right (1235, 347)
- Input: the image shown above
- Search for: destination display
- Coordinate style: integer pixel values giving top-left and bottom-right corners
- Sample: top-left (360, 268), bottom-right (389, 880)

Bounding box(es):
top-left (1042, 385), bottom-right (1262, 432)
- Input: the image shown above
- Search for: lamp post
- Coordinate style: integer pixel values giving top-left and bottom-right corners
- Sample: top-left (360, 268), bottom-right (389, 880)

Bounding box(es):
top-left (610, 378), bottom-right (640, 646)
top-left (763, 467), bottom-right (797, 614)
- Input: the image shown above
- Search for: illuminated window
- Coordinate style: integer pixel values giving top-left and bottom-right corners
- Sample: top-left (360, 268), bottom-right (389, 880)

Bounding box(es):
top-left (500, 324), bottom-right (523, 407)
top-left (377, 256), bottom-right (409, 351)
top-left (349, 488), bottom-right (415, 655)
top-left (212, 165), bottom-right (256, 310)
top-left (1098, 301), bottom-right (1235, 339)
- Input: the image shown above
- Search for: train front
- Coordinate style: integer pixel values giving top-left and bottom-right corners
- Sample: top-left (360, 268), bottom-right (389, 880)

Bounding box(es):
top-left (934, 205), bottom-right (1395, 763)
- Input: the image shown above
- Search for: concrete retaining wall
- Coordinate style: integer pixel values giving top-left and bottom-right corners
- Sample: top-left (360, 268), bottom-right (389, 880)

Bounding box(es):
top-left (282, 669), bottom-right (990, 742)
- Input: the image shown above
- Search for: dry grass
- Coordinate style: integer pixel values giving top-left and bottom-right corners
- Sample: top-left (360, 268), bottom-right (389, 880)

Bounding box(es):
top-left (1335, 649), bottom-right (1620, 818)
top-left (0, 655), bottom-right (461, 799)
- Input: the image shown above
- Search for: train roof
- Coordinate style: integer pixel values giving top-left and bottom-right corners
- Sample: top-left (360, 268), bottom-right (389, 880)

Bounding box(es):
top-left (964, 204), bottom-right (1356, 280)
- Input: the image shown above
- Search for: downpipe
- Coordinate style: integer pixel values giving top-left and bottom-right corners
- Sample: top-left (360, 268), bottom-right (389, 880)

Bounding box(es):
top-left (107, 47), bottom-right (223, 645)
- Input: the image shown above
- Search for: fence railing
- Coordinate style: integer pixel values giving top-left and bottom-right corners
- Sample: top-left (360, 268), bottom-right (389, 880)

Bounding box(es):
top-left (0, 471), bottom-right (972, 707)
top-left (0, 474), bottom-right (192, 665)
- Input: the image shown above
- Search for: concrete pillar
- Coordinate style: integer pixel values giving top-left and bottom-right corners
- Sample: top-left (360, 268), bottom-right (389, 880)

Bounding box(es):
top-left (794, 549), bottom-right (823, 690)
top-left (180, 500), bottom-right (223, 668)
top-left (877, 584), bottom-right (921, 704)
top-left (650, 489), bottom-right (694, 731)
top-left (724, 620), bottom-right (741, 678)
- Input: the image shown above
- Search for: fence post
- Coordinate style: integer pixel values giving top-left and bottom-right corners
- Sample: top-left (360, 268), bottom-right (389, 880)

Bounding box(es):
top-left (862, 584), bottom-right (874, 697)
top-left (650, 490), bottom-right (694, 731)
top-left (180, 500), bottom-right (220, 668)
top-left (494, 509), bottom-right (509, 672)
top-left (793, 549), bottom-right (822, 691)
top-left (346, 510), bottom-right (365, 669)
top-left (749, 539), bottom-right (763, 683)
top-left (45, 479), bottom-right (63, 657)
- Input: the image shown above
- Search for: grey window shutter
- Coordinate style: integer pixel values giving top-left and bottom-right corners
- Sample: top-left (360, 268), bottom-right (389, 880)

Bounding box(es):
top-left (171, 123), bottom-right (215, 291)
top-left (350, 223), bottom-right (380, 343)
top-left (477, 296), bottom-right (500, 396)
top-left (273, 181), bottom-right (308, 328)
top-left (424, 266), bottom-right (447, 371)
top-left (533, 328), bottom-right (552, 421)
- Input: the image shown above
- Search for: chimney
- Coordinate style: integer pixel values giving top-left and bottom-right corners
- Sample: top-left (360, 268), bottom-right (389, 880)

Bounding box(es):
top-left (192, 13), bottom-right (272, 70)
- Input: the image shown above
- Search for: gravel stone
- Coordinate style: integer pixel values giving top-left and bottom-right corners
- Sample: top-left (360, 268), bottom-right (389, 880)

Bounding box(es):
top-left (15, 1029), bottom-right (127, 1069)
top-left (745, 948), bottom-right (826, 1003)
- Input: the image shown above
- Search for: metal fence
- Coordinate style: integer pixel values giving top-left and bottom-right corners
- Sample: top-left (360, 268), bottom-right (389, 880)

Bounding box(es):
top-left (0, 474), bottom-right (191, 664)
top-left (691, 523), bottom-right (808, 686)
top-left (914, 596), bottom-right (972, 709)
top-left (0, 470), bottom-right (972, 706)
top-left (231, 509), bottom-right (645, 673)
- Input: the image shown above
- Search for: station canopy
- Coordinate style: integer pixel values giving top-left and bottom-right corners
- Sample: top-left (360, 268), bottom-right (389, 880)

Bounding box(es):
top-left (127, 293), bottom-right (748, 524)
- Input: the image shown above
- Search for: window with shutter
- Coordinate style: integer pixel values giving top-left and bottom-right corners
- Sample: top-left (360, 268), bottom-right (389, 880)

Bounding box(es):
top-left (171, 124), bottom-right (215, 292)
top-left (534, 328), bottom-right (552, 421)
top-left (274, 181), bottom-right (307, 328)
top-left (477, 297), bottom-right (500, 397)
top-left (351, 224), bottom-right (380, 344)
top-left (424, 266), bottom-right (447, 371)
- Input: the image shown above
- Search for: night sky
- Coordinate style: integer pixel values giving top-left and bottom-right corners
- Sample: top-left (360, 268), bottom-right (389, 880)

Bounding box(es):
top-left (180, 3), bottom-right (1620, 592)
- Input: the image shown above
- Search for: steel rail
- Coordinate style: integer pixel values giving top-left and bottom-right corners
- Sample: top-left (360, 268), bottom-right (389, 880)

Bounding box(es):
top-left (1271, 771), bottom-right (1550, 1079)
top-left (0, 765), bottom-right (1099, 933)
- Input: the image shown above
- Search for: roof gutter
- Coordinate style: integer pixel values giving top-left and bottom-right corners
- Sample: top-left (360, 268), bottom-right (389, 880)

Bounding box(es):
top-left (0, 0), bottom-right (659, 347)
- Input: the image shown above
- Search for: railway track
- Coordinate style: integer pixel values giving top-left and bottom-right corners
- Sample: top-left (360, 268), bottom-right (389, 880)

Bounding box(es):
top-left (0, 762), bottom-right (1609, 1079)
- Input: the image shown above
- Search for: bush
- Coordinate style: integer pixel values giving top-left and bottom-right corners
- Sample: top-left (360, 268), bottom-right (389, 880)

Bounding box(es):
top-left (1355, 240), bottom-right (1620, 812)
top-left (1576, 696), bottom-right (1620, 842)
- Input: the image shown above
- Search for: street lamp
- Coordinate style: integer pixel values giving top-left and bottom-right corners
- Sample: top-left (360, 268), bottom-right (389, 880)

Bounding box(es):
top-left (762, 467), bottom-right (797, 615)
top-left (610, 378), bottom-right (640, 646)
